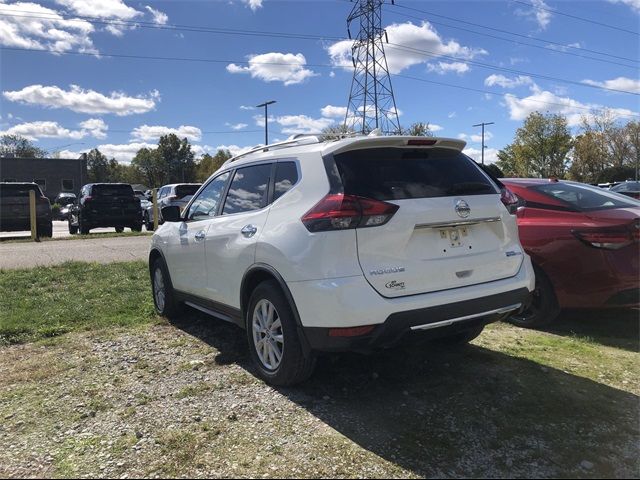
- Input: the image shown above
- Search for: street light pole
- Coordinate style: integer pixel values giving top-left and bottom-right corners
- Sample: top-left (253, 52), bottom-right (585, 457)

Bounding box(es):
top-left (256, 100), bottom-right (276, 145)
top-left (472, 122), bottom-right (494, 165)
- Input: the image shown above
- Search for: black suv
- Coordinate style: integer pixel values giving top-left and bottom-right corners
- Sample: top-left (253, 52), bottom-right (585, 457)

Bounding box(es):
top-left (0, 182), bottom-right (53, 237)
top-left (69, 183), bottom-right (142, 234)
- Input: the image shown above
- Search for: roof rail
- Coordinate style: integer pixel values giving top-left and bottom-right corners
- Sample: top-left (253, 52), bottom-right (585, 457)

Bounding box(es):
top-left (224, 134), bottom-right (322, 165)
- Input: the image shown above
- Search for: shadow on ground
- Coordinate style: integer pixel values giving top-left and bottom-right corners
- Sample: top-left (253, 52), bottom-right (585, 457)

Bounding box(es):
top-left (542, 309), bottom-right (639, 353)
top-left (173, 309), bottom-right (640, 478)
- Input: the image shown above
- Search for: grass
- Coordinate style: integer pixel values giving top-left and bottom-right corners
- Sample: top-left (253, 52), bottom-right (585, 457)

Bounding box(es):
top-left (0, 261), bottom-right (159, 345)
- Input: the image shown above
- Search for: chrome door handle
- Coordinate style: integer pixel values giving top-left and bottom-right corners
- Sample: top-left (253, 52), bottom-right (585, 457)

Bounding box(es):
top-left (194, 230), bottom-right (206, 241)
top-left (241, 224), bottom-right (258, 238)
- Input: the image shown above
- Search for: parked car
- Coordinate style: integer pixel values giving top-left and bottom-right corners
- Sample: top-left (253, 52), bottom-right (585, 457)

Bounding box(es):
top-left (148, 135), bottom-right (535, 386)
top-left (501, 178), bottom-right (639, 328)
top-left (0, 182), bottom-right (52, 237)
top-left (143, 183), bottom-right (201, 231)
top-left (68, 183), bottom-right (142, 234)
top-left (53, 192), bottom-right (77, 220)
top-left (609, 180), bottom-right (640, 200)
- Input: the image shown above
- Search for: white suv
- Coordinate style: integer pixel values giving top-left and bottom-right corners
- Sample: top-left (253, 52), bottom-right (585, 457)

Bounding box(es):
top-left (149, 134), bottom-right (534, 385)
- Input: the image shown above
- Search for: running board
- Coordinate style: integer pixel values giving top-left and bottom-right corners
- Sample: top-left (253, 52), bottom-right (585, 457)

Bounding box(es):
top-left (184, 301), bottom-right (238, 325)
top-left (410, 303), bottom-right (522, 331)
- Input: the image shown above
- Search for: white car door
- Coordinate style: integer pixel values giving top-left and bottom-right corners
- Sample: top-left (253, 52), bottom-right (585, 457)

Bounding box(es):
top-left (204, 163), bottom-right (273, 309)
top-left (163, 172), bottom-right (230, 297)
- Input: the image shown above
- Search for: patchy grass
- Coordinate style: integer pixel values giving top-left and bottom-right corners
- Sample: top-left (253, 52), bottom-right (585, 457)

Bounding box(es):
top-left (0, 261), bottom-right (160, 345)
top-left (0, 230), bottom-right (152, 244)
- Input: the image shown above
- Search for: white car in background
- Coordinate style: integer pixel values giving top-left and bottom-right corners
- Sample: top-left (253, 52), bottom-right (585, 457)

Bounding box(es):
top-left (143, 183), bottom-right (201, 230)
top-left (148, 134), bottom-right (535, 385)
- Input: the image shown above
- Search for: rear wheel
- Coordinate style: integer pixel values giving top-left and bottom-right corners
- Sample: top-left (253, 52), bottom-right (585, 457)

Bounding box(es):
top-left (151, 258), bottom-right (182, 319)
top-left (79, 216), bottom-right (90, 235)
top-left (144, 212), bottom-right (154, 231)
top-left (131, 223), bottom-right (142, 232)
top-left (115, 226), bottom-right (124, 233)
top-left (508, 266), bottom-right (560, 328)
top-left (38, 222), bottom-right (53, 238)
top-left (246, 280), bottom-right (316, 386)
top-left (68, 218), bottom-right (78, 235)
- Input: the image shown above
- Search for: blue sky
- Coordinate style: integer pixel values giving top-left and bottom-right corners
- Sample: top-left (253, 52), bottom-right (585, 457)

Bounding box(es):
top-left (0, 0), bottom-right (638, 164)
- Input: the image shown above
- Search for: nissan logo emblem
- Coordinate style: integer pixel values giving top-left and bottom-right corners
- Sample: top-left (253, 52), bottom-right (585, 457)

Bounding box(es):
top-left (455, 199), bottom-right (471, 218)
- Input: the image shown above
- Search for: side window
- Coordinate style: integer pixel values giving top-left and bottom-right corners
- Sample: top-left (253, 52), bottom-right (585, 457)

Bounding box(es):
top-left (158, 187), bottom-right (166, 199)
top-left (222, 164), bottom-right (271, 215)
top-left (273, 162), bottom-right (298, 202)
top-left (187, 172), bottom-right (230, 220)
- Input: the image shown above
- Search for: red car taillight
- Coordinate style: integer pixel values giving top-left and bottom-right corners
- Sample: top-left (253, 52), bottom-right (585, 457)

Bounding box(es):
top-left (301, 193), bottom-right (399, 232)
top-left (500, 187), bottom-right (519, 214)
top-left (573, 222), bottom-right (639, 250)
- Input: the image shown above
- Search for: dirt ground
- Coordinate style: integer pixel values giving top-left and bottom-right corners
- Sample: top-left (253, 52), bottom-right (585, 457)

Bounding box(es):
top-left (0, 310), bottom-right (638, 478)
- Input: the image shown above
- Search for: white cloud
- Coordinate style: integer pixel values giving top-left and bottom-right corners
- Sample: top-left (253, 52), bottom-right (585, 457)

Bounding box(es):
top-left (582, 76), bottom-right (640, 94)
top-left (484, 74), bottom-right (533, 89)
top-left (239, 105), bottom-right (255, 110)
top-left (428, 124), bottom-right (444, 132)
top-left (268, 115), bottom-right (335, 135)
top-left (215, 144), bottom-right (256, 157)
top-left (503, 85), bottom-right (638, 127)
top-left (328, 21), bottom-right (485, 74)
top-left (463, 147), bottom-right (499, 165)
top-left (0, 119), bottom-right (108, 140)
top-left (427, 61), bottom-right (469, 75)
top-left (471, 131), bottom-right (493, 143)
top-left (242, 0), bottom-right (263, 11)
top-left (0, 1), bottom-right (97, 53)
top-left (96, 142), bottom-right (155, 163)
top-left (448, 111), bottom-right (457, 118)
top-left (225, 122), bottom-right (248, 130)
top-left (321, 105), bottom-right (348, 118)
top-left (55, 0), bottom-right (140, 19)
top-left (516, 0), bottom-right (552, 29)
top-left (131, 125), bottom-right (202, 142)
top-left (227, 52), bottom-right (317, 86)
top-left (608, 0), bottom-right (640, 12)
top-left (3, 84), bottom-right (158, 116)
top-left (145, 5), bottom-right (168, 25)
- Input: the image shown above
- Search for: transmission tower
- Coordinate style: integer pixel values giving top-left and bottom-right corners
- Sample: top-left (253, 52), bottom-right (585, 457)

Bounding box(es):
top-left (344, 0), bottom-right (401, 135)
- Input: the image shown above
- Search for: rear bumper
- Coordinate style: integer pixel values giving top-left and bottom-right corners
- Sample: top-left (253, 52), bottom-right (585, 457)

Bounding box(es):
top-left (303, 287), bottom-right (531, 352)
top-left (0, 217), bottom-right (51, 231)
top-left (82, 212), bottom-right (141, 227)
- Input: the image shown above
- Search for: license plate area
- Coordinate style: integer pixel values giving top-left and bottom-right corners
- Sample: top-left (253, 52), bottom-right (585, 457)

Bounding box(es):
top-left (440, 227), bottom-right (468, 248)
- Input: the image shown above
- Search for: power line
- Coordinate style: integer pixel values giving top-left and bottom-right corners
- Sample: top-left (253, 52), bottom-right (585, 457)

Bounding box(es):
top-left (2, 46), bottom-right (638, 118)
top-left (512, 0), bottom-right (639, 36)
top-left (387, 3), bottom-right (639, 64)
top-left (387, 42), bottom-right (639, 96)
top-left (384, 8), bottom-right (638, 69)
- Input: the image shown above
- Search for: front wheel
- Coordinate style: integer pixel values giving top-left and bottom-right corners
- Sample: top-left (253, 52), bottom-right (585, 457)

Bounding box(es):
top-left (68, 219), bottom-right (78, 235)
top-left (131, 223), bottom-right (142, 232)
top-left (144, 212), bottom-right (154, 231)
top-left (115, 226), bottom-right (124, 233)
top-left (79, 216), bottom-right (90, 235)
top-left (246, 280), bottom-right (316, 386)
top-left (508, 266), bottom-right (560, 328)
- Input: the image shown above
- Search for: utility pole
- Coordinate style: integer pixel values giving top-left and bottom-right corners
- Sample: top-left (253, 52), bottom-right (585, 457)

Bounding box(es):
top-left (256, 100), bottom-right (276, 145)
top-left (472, 122), bottom-right (494, 165)
top-left (344, 0), bottom-right (401, 135)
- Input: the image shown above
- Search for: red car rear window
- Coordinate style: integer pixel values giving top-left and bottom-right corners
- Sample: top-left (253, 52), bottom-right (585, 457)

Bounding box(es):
top-left (532, 182), bottom-right (638, 212)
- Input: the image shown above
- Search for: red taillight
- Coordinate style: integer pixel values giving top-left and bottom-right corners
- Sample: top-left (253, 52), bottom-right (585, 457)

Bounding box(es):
top-left (301, 194), bottom-right (399, 232)
top-left (573, 225), bottom-right (638, 250)
top-left (84, 196), bottom-right (93, 202)
top-left (500, 187), bottom-right (519, 214)
top-left (328, 325), bottom-right (376, 337)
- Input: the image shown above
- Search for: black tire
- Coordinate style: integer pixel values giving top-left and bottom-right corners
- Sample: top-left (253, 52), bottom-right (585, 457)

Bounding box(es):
top-left (115, 226), bottom-right (125, 233)
top-left (38, 222), bottom-right (53, 238)
top-left (79, 216), bottom-right (90, 235)
top-left (246, 280), bottom-right (316, 386)
top-left (508, 266), bottom-right (560, 328)
top-left (68, 218), bottom-right (78, 235)
top-left (151, 258), bottom-right (182, 319)
top-left (438, 325), bottom-right (485, 346)
top-left (131, 223), bottom-right (142, 233)
top-left (144, 213), bottom-right (154, 231)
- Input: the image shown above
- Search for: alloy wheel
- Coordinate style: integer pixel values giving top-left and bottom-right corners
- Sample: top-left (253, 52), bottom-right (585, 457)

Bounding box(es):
top-left (252, 299), bottom-right (284, 370)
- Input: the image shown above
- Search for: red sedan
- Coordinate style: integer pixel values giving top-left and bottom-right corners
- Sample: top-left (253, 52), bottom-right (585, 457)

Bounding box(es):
top-left (501, 178), bottom-right (639, 328)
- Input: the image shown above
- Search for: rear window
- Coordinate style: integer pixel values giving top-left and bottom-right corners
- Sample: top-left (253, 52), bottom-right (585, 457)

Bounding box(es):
top-left (611, 182), bottom-right (640, 193)
top-left (175, 184), bottom-right (201, 198)
top-left (332, 148), bottom-right (498, 201)
top-left (93, 184), bottom-right (134, 196)
top-left (533, 182), bottom-right (638, 211)
top-left (0, 184), bottom-right (42, 197)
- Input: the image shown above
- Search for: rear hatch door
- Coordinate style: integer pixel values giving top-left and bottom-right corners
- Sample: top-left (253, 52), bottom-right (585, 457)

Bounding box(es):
top-left (0, 184), bottom-right (40, 220)
top-left (333, 147), bottom-right (523, 298)
top-left (91, 184), bottom-right (139, 215)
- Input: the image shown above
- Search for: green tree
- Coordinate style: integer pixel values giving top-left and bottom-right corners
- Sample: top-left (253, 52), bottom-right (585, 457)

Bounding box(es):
top-left (131, 148), bottom-right (164, 187)
top-left (402, 122), bottom-right (434, 137)
top-left (496, 112), bottom-right (572, 178)
top-left (85, 149), bottom-right (111, 183)
top-left (320, 124), bottom-right (355, 141)
top-left (156, 134), bottom-right (196, 183)
top-left (0, 134), bottom-right (48, 158)
top-left (196, 150), bottom-right (232, 182)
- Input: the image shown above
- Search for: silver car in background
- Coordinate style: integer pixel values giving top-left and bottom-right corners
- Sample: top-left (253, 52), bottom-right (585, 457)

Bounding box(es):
top-left (143, 183), bottom-right (201, 230)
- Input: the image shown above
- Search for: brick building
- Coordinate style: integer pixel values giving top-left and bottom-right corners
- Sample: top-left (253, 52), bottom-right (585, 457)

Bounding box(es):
top-left (0, 157), bottom-right (88, 200)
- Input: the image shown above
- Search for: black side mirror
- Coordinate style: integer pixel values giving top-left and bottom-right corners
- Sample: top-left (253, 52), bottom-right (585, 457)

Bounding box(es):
top-left (161, 205), bottom-right (182, 222)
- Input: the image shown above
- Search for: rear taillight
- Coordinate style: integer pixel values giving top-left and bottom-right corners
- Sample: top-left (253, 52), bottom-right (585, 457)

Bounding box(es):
top-left (84, 196), bottom-right (93, 202)
top-left (500, 187), bottom-right (519, 214)
top-left (301, 193), bottom-right (399, 232)
top-left (573, 223), bottom-right (639, 250)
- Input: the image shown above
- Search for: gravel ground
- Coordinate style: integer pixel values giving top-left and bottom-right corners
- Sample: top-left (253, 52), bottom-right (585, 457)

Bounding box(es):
top-left (0, 313), bottom-right (638, 478)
